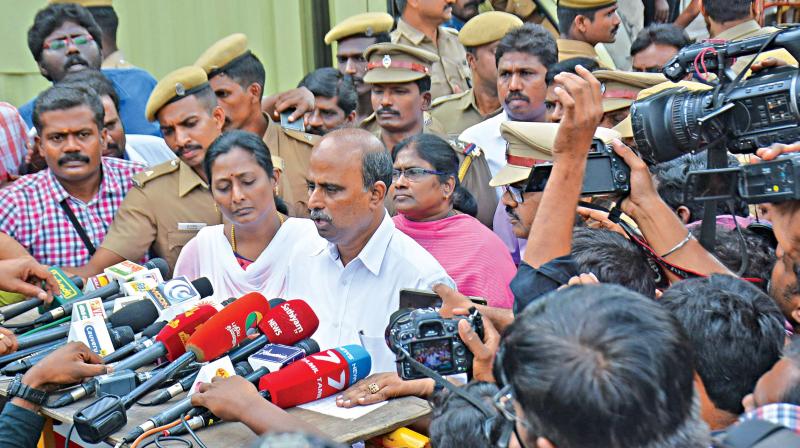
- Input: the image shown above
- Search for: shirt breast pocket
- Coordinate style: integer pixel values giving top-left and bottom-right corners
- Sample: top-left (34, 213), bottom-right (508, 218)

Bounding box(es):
top-left (167, 229), bottom-right (199, 254)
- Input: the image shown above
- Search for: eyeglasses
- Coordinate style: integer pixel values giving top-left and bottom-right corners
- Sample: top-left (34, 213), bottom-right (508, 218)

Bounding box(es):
top-left (503, 185), bottom-right (525, 204)
top-left (43, 34), bottom-right (94, 51)
top-left (392, 167), bottom-right (446, 182)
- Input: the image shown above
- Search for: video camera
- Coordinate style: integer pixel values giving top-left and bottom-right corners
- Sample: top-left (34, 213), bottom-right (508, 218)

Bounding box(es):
top-left (385, 307), bottom-right (483, 380)
top-left (630, 25), bottom-right (800, 165)
top-left (526, 138), bottom-right (631, 196)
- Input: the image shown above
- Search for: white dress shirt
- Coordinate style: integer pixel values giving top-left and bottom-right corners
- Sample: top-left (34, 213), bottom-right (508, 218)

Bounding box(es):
top-left (284, 211), bottom-right (455, 373)
top-left (458, 111), bottom-right (509, 178)
top-left (126, 134), bottom-right (176, 167)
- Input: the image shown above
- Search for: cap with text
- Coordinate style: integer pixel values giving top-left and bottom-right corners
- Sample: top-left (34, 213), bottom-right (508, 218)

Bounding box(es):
top-left (324, 12), bottom-right (394, 45)
top-left (363, 43), bottom-right (439, 84)
top-left (459, 11), bottom-right (523, 47)
top-left (593, 70), bottom-right (667, 113)
top-left (145, 66), bottom-right (209, 121)
top-left (194, 33), bottom-right (251, 78)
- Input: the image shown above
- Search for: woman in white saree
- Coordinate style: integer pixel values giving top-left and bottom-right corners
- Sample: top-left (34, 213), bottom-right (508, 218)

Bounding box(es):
top-left (174, 130), bottom-right (314, 303)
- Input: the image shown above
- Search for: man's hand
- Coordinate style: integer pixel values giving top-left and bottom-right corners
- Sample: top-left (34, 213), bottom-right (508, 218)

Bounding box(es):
top-left (654, 0), bottom-right (670, 22)
top-left (611, 139), bottom-right (660, 219)
top-left (757, 141), bottom-right (800, 161)
top-left (262, 87), bottom-right (315, 122)
top-left (457, 316), bottom-right (500, 383)
top-left (336, 373), bottom-right (433, 408)
top-left (434, 283), bottom-right (478, 318)
top-left (191, 375), bottom-right (262, 422)
top-left (750, 57), bottom-right (788, 74)
top-left (0, 257), bottom-right (59, 302)
top-left (558, 273), bottom-right (600, 290)
top-left (551, 65), bottom-right (603, 161)
top-left (576, 206), bottom-right (627, 236)
top-left (22, 342), bottom-right (108, 392)
top-left (0, 327), bottom-right (18, 356)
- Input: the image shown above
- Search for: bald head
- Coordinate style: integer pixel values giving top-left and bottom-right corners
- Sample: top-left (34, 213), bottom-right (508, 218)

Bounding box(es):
top-left (317, 128), bottom-right (392, 190)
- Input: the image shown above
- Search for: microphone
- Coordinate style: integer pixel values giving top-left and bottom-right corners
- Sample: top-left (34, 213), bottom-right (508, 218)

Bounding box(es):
top-left (259, 344), bottom-right (371, 408)
top-left (33, 280), bottom-right (121, 325)
top-left (0, 337), bottom-right (66, 366)
top-left (0, 273), bottom-right (84, 324)
top-left (101, 319), bottom-right (167, 364)
top-left (16, 298), bottom-right (158, 351)
top-left (49, 305), bottom-right (217, 408)
top-left (2, 326), bottom-right (135, 375)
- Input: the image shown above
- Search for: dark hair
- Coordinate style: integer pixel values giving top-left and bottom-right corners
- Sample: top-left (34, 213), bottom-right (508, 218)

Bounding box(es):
top-left (688, 225), bottom-right (775, 290)
top-left (212, 53), bottom-right (266, 99)
top-left (545, 57), bottom-right (600, 85)
top-left (298, 67), bottom-right (358, 116)
top-left (570, 228), bottom-right (656, 297)
top-left (59, 69), bottom-right (119, 111)
top-left (702, 0), bottom-right (754, 23)
top-left (395, 0), bottom-right (407, 14)
top-left (32, 85), bottom-right (104, 134)
top-left (429, 382), bottom-right (502, 448)
top-left (87, 6), bottom-right (118, 44)
top-left (557, 4), bottom-right (606, 35)
top-left (651, 151), bottom-right (749, 222)
top-left (495, 24), bottom-right (558, 69)
top-left (499, 284), bottom-right (707, 448)
top-left (393, 133), bottom-right (477, 217)
top-left (780, 338), bottom-right (800, 406)
top-left (414, 76), bottom-right (432, 94)
top-left (660, 275), bottom-right (785, 415)
top-left (189, 84), bottom-right (221, 117)
top-left (204, 130), bottom-right (275, 182)
top-left (28, 3), bottom-right (103, 62)
top-left (630, 24), bottom-right (692, 57)
top-left (252, 432), bottom-right (345, 448)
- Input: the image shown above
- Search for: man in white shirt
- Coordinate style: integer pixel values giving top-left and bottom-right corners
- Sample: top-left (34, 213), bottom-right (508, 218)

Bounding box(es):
top-left (284, 128), bottom-right (454, 378)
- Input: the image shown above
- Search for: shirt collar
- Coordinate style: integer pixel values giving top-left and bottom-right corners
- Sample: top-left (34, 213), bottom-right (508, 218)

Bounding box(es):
top-left (397, 18), bottom-right (429, 46)
top-left (315, 211), bottom-right (394, 275)
top-left (556, 38), bottom-right (599, 56)
top-left (716, 20), bottom-right (762, 41)
top-left (46, 158), bottom-right (121, 204)
top-left (178, 160), bottom-right (208, 197)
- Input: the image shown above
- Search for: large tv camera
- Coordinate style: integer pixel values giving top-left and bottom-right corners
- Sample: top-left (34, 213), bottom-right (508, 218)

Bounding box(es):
top-left (630, 26), bottom-right (800, 165)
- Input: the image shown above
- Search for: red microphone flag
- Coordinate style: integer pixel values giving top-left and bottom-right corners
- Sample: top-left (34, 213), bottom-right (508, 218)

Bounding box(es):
top-left (155, 304), bottom-right (218, 362)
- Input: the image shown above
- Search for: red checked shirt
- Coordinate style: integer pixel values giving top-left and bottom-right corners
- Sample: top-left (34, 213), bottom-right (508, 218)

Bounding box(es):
top-left (0, 157), bottom-right (145, 267)
top-left (0, 102), bottom-right (29, 182)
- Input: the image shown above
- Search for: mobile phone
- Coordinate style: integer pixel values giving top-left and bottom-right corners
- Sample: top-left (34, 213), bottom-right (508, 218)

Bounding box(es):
top-left (279, 109), bottom-right (305, 132)
top-left (398, 288), bottom-right (488, 309)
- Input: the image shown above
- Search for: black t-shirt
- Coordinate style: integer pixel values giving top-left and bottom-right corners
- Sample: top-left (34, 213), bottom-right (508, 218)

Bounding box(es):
top-left (510, 255), bottom-right (579, 315)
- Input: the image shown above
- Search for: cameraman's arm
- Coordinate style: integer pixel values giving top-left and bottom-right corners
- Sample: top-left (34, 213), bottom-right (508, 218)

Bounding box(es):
top-left (612, 141), bottom-right (732, 281)
top-left (0, 232), bottom-right (30, 260)
top-left (522, 66), bottom-right (603, 268)
top-left (434, 284), bottom-right (514, 332)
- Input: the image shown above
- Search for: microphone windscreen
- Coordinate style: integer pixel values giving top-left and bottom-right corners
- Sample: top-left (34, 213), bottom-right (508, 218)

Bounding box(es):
top-left (110, 326), bottom-right (135, 348)
top-left (259, 345), bottom-right (371, 408)
top-left (108, 300), bottom-right (159, 332)
top-left (191, 277), bottom-right (214, 299)
top-left (186, 292), bottom-right (271, 362)
top-left (268, 298), bottom-right (286, 308)
top-left (142, 320), bottom-right (168, 338)
top-left (156, 304), bottom-right (218, 361)
top-left (294, 338), bottom-right (320, 356)
top-left (257, 300), bottom-right (319, 346)
top-left (145, 258), bottom-right (171, 281)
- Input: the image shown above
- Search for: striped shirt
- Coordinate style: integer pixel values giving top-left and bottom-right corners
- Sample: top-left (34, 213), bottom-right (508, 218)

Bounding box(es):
top-left (0, 103), bottom-right (28, 182)
top-left (0, 157), bottom-right (144, 267)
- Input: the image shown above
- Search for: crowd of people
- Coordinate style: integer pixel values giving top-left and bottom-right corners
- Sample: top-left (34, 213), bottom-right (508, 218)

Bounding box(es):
top-left (0, 0), bottom-right (800, 447)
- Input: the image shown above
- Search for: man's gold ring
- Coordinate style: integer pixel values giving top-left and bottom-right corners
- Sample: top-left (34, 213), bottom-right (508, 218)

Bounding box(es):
top-left (367, 382), bottom-right (380, 394)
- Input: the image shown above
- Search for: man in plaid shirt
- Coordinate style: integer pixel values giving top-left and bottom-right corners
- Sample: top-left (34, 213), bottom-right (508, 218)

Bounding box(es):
top-left (0, 103), bottom-right (29, 187)
top-left (0, 85), bottom-right (143, 267)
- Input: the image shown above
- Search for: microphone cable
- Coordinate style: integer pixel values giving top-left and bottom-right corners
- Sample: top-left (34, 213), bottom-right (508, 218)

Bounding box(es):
top-left (128, 416), bottom-right (190, 448)
top-left (180, 412), bottom-right (208, 448)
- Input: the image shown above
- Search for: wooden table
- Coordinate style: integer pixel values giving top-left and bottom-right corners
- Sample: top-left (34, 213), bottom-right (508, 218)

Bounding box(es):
top-left (0, 375), bottom-right (431, 446)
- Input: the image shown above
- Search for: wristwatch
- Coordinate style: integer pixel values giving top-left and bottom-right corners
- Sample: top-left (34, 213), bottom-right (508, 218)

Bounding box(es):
top-left (7, 374), bottom-right (48, 406)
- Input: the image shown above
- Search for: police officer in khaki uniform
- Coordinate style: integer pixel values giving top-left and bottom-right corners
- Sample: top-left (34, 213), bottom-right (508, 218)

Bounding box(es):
top-left (364, 42), bottom-right (497, 228)
top-left (556, 0), bottom-right (619, 69)
top-left (76, 67), bottom-right (224, 277)
top-left (391, 0), bottom-right (471, 99)
top-left (592, 70), bottom-right (665, 128)
top-left (324, 12), bottom-right (394, 132)
top-left (194, 34), bottom-right (320, 218)
top-left (430, 11), bottom-right (522, 138)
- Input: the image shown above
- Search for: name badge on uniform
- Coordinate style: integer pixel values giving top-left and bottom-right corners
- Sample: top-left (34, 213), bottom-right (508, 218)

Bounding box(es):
top-left (178, 222), bottom-right (207, 231)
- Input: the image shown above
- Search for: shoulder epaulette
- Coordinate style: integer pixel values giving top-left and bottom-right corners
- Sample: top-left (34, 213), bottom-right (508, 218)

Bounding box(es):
top-left (283, 128), bottom-right (320, 147)
top-left (431, 90), bottom-right (470, 107)
top-left (133, 159), bottom-right (179, 188)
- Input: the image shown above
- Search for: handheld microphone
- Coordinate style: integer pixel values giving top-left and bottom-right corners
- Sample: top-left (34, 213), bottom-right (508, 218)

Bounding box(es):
top-left (0, 273), bottom-right (84, 324)
top-left (101, 319), bottom-right (167, 364)
top-left (2, 326), bottom-right (135, 375)
top-left (259, 344), bottom-right (371, 408)
top-left (33, 280), bottom-right (121, 325)
top-left (0, 337), bottom-right (66, 366)
top-left (73, 292), bottom-right (274, 443)
top-left (49, 305), bottom-right (217, 408)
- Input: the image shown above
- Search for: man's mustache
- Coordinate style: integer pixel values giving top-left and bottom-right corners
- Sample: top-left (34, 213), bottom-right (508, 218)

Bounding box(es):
top-left (63, 54), bottom-right (89, 71)
top-left (504, 92), bottom-right (530, 104)
top-left (505, 205), bottom-right (520, 222)
top-left (306, 126), bottom-right (327, 136)
top-left (309, 209), bottom-right (333, 223)
top-left (376, 107), bottom-right (400, 116)
top-left (176, 144), bottom-right (203, 157)
top-left (58, 152), bottom-right (90, 165)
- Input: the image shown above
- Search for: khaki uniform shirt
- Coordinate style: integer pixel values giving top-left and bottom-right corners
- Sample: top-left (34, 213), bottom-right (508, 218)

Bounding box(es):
top-left (101, 160), bottom-right (221, 274)
top-left (557, 39), bottom-right (615, 69)
top-left (716, 21), bottom-right (797, 74)
top-left (374, 114), bottom-right (497, 228)
top-left (101, 50), bottom-right (134, 69)
top-left (429, 89), bottom-right (502, 138)
top-left (391, 19), bottom-right (471, 99)
top-left (263, 117), bottom-right (320, 218)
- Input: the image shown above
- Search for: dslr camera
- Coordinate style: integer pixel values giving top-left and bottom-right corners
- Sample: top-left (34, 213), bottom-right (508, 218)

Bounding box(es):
top-left (385, 307), bottom-right (484, 380)
top-left (526, 138), bottom-right (631, 196)
top-left (631, 25), bottom-right (800, 164)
